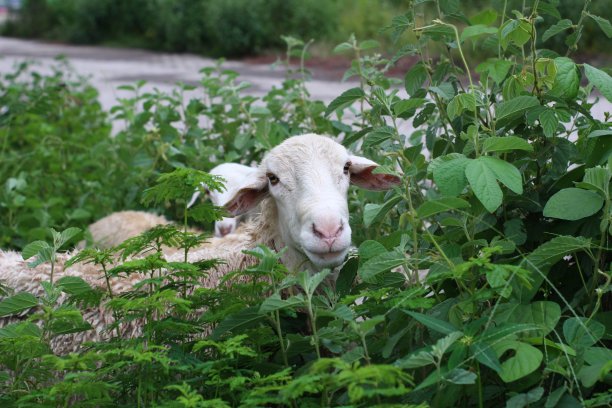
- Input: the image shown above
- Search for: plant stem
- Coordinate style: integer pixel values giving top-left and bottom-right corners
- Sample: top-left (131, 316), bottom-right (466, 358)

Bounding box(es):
top-left (274, 310), bottom-right (289, 367)
top-left (567, 0), bottom-right (592, 56)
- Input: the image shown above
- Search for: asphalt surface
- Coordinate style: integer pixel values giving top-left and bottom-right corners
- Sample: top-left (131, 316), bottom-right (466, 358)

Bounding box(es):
top-left (0, 36), bottom-right (609, 124)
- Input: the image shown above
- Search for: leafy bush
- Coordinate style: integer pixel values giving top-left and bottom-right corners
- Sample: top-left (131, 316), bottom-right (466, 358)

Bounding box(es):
top-left (0, 1), bottom-right (611, 406)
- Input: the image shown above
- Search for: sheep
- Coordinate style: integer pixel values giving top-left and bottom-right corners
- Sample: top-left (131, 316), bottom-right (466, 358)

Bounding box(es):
top-left (85, 210), bottom-right (170, 248)
top-left (187, 162), bottom-right (258, 237)
top-left (0, 133), bottom-right (401, 353)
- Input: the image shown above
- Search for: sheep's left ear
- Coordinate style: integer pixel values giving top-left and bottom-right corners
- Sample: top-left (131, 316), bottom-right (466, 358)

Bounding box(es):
top-left (224, 174), bottom-right (269, 216)
top-left (349, 155), bottom-right (402, 191)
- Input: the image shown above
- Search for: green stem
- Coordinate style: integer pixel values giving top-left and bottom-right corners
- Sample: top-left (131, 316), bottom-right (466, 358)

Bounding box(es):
top-left (567, 0), bottom-right (592, 56)
top-left (274, 310), bottom-right (289, 367)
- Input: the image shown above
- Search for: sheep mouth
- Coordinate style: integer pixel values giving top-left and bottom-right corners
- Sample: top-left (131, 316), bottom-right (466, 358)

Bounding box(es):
top-left (304, 248), bottom-right (349, 263)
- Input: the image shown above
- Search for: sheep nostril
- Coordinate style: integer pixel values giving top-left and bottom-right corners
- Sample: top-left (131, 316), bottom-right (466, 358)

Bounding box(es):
top-left (313, 221), bottom-right (343, 240)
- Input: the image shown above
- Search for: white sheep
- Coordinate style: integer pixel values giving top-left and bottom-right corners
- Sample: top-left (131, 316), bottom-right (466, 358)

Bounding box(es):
top-left (0, 133), bottom-right (401, 353)
top-left (187, 162), bottom-right (258, 237)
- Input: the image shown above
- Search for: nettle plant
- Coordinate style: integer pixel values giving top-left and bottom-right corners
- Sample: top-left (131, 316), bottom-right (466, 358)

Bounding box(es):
top-left (0, 1), bottom-right (611, 407)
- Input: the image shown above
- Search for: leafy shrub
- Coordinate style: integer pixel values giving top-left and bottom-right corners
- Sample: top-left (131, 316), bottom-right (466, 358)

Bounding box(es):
top-left (0, 1), bottom-right (611, 406)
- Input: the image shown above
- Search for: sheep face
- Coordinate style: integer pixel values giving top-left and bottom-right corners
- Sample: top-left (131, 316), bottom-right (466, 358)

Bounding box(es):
top-left (226, 134), bottom-right (401, 270)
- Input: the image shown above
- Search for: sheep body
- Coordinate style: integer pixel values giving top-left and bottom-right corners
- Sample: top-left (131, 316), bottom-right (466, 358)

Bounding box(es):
top-left (87, 210), bottom-right (170, 248)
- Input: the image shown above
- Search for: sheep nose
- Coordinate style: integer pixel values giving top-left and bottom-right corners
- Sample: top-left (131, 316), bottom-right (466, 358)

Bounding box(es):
top-left (218, 225), bottom-right (232, 237)
top-left (312, 221), bottom-right (343, 247)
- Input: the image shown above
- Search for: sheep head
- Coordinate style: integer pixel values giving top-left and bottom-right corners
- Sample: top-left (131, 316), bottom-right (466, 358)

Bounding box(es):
top-left (225, 134), bottom-right (401, 270)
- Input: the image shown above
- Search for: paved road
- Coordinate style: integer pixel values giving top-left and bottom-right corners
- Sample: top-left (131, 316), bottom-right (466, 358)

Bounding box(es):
top-left (0, 36), bottom-right (609, 123)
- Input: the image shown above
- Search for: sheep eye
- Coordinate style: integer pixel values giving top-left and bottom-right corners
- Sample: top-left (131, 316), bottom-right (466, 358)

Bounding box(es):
top-left (343, 161), bottom-right (351, 175)
top-left (267, 172), bottom-right (280, 185)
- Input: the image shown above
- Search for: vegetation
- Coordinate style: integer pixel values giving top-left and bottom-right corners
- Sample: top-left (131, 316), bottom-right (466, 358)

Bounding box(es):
top-left (0, 0), bottom-right (611, 406)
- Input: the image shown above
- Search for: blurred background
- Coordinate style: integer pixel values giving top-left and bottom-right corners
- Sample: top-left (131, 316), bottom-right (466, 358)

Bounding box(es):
top-left (1, 0), bottom-right (610, 63)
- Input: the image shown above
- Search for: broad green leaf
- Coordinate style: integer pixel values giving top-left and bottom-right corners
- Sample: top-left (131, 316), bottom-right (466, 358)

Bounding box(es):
top-left (406, 311), bottom-right (457, 335)
top-left (496, 96), bottom-right (540, 128)
top-left (404, 63), bottom-right (428, 96)
top-left (416, 197), bottom-right (470, 218)
top-left (358, 240), bottom-right (387, 261)
top-left (539, 109), bottom-right (559, 137)
top-left (465, 159), bottom-right (503, 212)
top-left (584, 63), bottom-right (612, 102)
top-left (259, 293), bottom-right (304, 314)
top-left (0, 322), bottom-right (41, 339)
top-left (542, 19), bottom-right (573, 42)
top-left (58, 227), bottom-right (81, 248)
top-left (56, 276), bottom-right (95, 296)
top-left (0, 293), bottom-right (38, 317)
top-left (470, 9), bottom-right (497, 26)
top-left (550, 57), bottom-right (580, 100)
top-left (493, 340), bottom-right (543, 383)
top-left (397, 350), bottom-right (435, 369)
top-left (482, 136), bottom-right (533, 153)
top-left (563, 317), bottom-right (605, 349)
top-left (359, 250), bottom-right (406, 283)
top-left (447, 93), bottom-right (476, 120)
top-left (363, 195), bottom-right (402, 227)
top-left (493, 301), bottom-right (561, 337)
top-left (212, 307), bottom-right (265, 339)
top-left (445, 368), bottom-right (477, 384)
top-left (461, 25), bottom-right (497, 42)
top-left (476, 59), bottom-right (513, 84)
top-left (506, 387), bottom-right (544, 408)
top-left (480, 156), bottom-right (523, 194)
top-left (422, 23), bottom-right (455, 39)
top-left (359, 39), bottom-right (380, 50)
top-left (393, 98), bottom-right (426, 116)
top-left (363, 126), bottom-right (395, 149)
top-left (471, 343), bottom-right (502, 373)
top-left (22, 240), bottom-right (52, 261)
top-left (432, 155), bottom-right (470, 196)
top-left (588, 14), bottom-right (612, 38)
top-left (543, 188), bottom-right (604, 220)
top-left (588, 129), bottom-right (612, 138)
top-left (325, 87), bottom-right (364, 116)
top-left (500, 19), bottom-right (532, 49)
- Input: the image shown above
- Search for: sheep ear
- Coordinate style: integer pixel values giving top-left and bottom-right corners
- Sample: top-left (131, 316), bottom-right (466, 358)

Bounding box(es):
top-left (225, 176), bottom-right (268, 216)
top-left (349, 155), bottom-right (402, 191)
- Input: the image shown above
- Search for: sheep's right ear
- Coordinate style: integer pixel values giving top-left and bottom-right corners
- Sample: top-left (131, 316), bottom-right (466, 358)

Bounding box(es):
top-left (225, 176), bottom-right (268, 216)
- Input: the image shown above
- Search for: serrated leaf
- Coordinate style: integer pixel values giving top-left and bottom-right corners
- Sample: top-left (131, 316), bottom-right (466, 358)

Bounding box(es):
top-left (589, 14), bottom-right (612, 38)
top-left (406, 311), bottom-right (457, 335)
top-left (259, 293), bottom-right (304, 314)
top-left (461, 25), bottom-right (497, 41)
top-left (0, 293), bottom-right (38, 317)
top-left (358, 240), bottom-right (387, 261)
top-left (550, 57), bottom-right (580, 100)
top-left (543, 188), bottom-right (604, 220)
top-left (447, 93), bottom-right (476, 120)
top-left (404, 63), bottom-right (428, 96)
top-left (542, 19), bottom-right (573, 42)
top-left (359, 250), bottom-right (406, 283)
top-left (393, 98), bottom-right (426, 116)
top-left (584, 63), bottom-right (612, 102)
top-left (416, 197), bottom-right (470, 218)
top-left (432, 155), bottom-right (470, 196)
top-left (480, 156), bottom-right (523, 194)
top-left (465, 159), bottom-right (503, 212)
top-left (588, 129), bottom-right (612, 138)
top-left (496, 96), bottom-right (540, 128)
top-left (56, 276), bottom-right (95, 296)
top-left (212, 307), bottom-right (265, 339)
top-left (483, 136), bottom-right (533, 153)
top-left (325, 87), bottom-right (364, 116)
top-left (22, 241), bottom-right (52, 261)
top-left (363, 195), bottom-right (402, 228)
top-left (539, 109), bottom-right (559, 137)
top-left (476, 59), bottom-right (513, 84)
top-left (500, 19), bottom-right (532, 49)
top-left (58, 227), bottom-right (81, 248)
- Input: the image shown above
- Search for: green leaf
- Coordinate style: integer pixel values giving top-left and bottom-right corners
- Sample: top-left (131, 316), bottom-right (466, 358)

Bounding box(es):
top-left (0, 293), bottom-right (38, 317)
top-left (480, 156), bottom-right (523, 194)
top-left (482, 136), bottom-right (533, 153)
top-left (359, 39), bottom-right (380, 50)
top-left (22, 240), bottom-right (52, 261)
top-left (212, 307), bottom-right (265, 339)
top-left (56, 276), bottom-right (95, 296)
top-left (447, 93), bottom-right (476, 120)
top-left (539, 109), bottom-right (559, 137)
top-left (550, 57), bottom-right (580, 100)
top-left (465, 159), bottom-right (503, 212)
top-left (476, 59), bottom-right (513, 84)
top-left (563, 317), bottom-right (605, 349)
top-left (359, 250), bottom-right (406, 283)
top-left (500, 19), bottom-right (533, 49)
top-left (406, 311), bottom-right (457, 335)
top-left (493, 301), bottom-right (561, 337)
top-left (496, 96), bottom-right (540, 128)
top-left (393, 98), bottom-right (426, 116)
top-left (471, 343), bottom-right (502, 373)
top-left (416, 197), bottom-right (470, 218)
top-left (470, 9), bottom-right (498, 26)
top-left (363, 126), bottom-right (395, 149)
top-left (588, 14), bottom-right (612, 38)
top-left (584, 63), bottom-right (612, 102)
top-left (461, 25), bottom-right (497, 41)
top-left (404, 63), bottom-right (428, 96)
top-left (432, 155), bottom-right (470, 196)
top-left (588, 129), bottom-right (612, 138)
top-left (363, 195), bottom-right (402, 228)
top-left (446, 368), bottom-right (477, 385)
top-left (543, 188), bottom-right (604, 220)
top-left (542, 19), bottom-right (573, 42)
top-left (506, 387), bottom-right (544, 408)
top-left (325, 87), bottom-right (365, 116)
top-left (57, 227), bottom-right (81, 248)
top-left (358, 240), bottom-right (387, 261)
top-left (492, 340), bottom-right (543, 383)
top-left (259, 293), bottom-right (304, 314)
